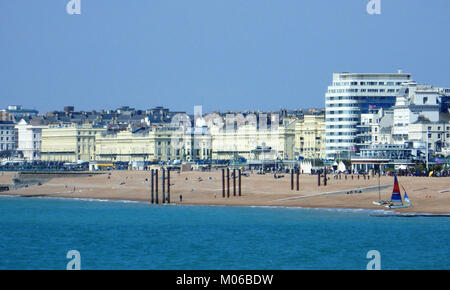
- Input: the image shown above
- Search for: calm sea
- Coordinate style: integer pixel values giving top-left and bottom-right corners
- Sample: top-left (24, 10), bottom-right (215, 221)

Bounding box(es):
top-left (0, 196), bottom-right (449, 270)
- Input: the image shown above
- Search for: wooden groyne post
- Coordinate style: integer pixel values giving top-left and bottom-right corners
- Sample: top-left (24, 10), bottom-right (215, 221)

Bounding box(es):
top-left (233, 169), bottom-right (236, 196)
top-left (238, 169), bottom-right (242, 196)
top-left (151, 169), bottom-right (154, 204)
top-left (162, 168), bottom-right (166, 204)
top-left (222, 168), bottom-right (225, 198)
top-left (226, 167), bottom-right (230, 198)
top-left (167, 168), bottom-right (170, 203)
top-left (290, 168), bottom-right (294, 190)
top-left (155, 169), bottom-right (159, 204)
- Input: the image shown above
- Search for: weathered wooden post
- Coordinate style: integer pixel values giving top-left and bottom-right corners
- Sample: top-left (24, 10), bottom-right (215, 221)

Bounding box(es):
top-left (227, 167), bottom-right (230, 198)
top-left (291, 168), bottom-right (294, 190)
top-left (167, 168), bottom-right (170, 203)
top-left (151, 169), bottom-right (154, 204)
top-left (162, 168), bottom-right (166, 204)
top-left (233, 169), bottom-right (236, 196)
top-left (155, 169), bottom-right (159, 204)
top-left (222, 168), bottom-right (225, 198)
top-left (238, 169), bottom-right (241, 196)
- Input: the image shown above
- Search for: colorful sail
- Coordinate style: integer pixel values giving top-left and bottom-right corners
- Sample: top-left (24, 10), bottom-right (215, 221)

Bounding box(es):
top-left (401, 185), bottom-right (410, 203)
top-left (390, 175), bottom-right (403, 203)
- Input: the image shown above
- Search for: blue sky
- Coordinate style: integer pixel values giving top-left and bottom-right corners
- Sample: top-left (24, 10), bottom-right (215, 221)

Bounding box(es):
top-left (0, 0), bottom-right (449, 114)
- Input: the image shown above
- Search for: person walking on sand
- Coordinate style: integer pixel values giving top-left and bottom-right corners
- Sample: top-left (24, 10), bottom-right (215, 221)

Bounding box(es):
top-left (179, 194), bottom-right (183, 202)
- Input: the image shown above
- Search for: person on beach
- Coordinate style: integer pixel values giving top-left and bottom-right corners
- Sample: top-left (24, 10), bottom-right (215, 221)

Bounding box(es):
top-left (179, 194), bottom-right (183, 202)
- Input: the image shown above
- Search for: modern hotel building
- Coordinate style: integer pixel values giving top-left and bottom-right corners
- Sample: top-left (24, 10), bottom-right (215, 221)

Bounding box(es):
top-left (325, 71), bottom-right (413, 159)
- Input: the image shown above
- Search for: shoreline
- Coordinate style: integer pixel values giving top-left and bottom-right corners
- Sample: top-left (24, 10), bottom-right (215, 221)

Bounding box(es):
top-left (2, 193), bottom-right (450, 217)
top-left (2, 170), bottom-right (450, 215)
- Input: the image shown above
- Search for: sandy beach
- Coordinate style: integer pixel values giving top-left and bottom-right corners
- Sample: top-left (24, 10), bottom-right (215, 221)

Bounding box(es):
top-left (2, 170), bottom-right (450, 214)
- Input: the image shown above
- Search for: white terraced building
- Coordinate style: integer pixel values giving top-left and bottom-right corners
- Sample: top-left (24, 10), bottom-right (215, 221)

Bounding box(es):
top-left (325, 71), bottom-right (413, 159)
top-left (15, 119), bottom-right (48, 161)
top-left (392, 83), bottom-right (442, 145)
top-left (0, 121), bottom-right (17, 152)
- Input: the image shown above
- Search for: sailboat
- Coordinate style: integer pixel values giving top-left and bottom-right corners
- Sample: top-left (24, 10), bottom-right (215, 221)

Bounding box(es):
top-left (402, 185), bottom-right (411, 204)
top-left (372, 171), bottom-right (389, 206)
top-left (386, 175), bottom-right (411, 209)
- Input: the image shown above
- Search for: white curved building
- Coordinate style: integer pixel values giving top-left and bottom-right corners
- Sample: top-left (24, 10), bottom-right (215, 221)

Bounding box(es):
top-left (325, 71), bottom-right (413, 159)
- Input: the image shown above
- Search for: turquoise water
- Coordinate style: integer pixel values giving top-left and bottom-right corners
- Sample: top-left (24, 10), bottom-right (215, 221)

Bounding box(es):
top-left (0, 196), bottom-right (449, 270)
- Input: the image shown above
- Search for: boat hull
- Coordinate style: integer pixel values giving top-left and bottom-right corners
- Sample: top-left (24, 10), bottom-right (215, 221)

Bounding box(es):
top-left (373, 200), bottom-right (389, 206)
top-left (386, 204), bottom-right (412, 209)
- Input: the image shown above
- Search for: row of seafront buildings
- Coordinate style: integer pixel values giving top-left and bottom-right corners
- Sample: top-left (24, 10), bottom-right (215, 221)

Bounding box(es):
top-left (1, 71), bottom-right (449, 171)
top-left (37, 109), bottom-right (326, 167)
top-left (0, 105), bottom-right (326, 167)
top-left (325, 71), bottom-right (450, 171)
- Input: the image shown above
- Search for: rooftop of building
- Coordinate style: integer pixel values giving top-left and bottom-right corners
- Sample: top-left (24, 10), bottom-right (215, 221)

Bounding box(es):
top-left (334, 71), bottom-right (412, 80)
